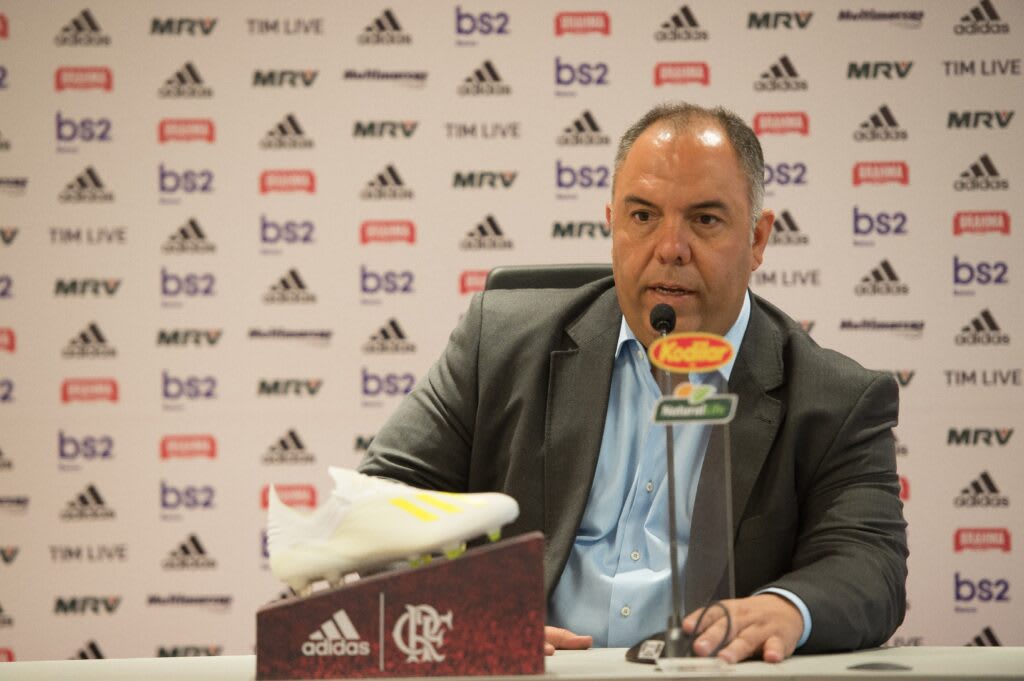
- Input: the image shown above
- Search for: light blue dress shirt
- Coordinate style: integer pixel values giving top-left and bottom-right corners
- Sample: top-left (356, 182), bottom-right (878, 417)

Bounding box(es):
top-left (548, 292), bottom-right (811, 649)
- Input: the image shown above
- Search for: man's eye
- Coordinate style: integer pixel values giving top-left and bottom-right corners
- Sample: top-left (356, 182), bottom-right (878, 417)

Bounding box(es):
top-left (697, 214), bottom-right (720, 225)
top-left (632, 211), bottom-right (652, 222)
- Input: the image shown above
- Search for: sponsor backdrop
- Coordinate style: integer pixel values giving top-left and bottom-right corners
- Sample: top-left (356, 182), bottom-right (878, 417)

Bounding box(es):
top-left (0, 0), bottom-right (1021, 662)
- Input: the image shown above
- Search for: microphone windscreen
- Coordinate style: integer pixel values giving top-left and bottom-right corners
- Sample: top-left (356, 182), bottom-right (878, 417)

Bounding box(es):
top-left (650, 304), bottom-right (676, 335)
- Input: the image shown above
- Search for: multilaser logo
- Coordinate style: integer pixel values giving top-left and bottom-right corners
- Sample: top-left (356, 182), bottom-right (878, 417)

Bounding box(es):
top-left (649, 333), bottom-right (733, 373)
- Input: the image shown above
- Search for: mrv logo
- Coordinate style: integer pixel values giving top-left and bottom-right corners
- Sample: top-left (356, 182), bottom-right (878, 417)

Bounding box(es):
top-left (258, 379), bottom-right (323, 397)
top-left (353, 120), bottom-right (418, 138)
top-left (552, 221), bottom-right (609, 239)
top-left (56, 112), bottom-right (112, 147)
top-left (948, 110), bottom-right (1015, 129)
top-left (955, 573), bottom-right (1010, 611)
top-left (161, 480), bottom-right (215, 511)
top-left (253, 70), bottom-right (318, 87)
top-left (162, 371), bottom-right (217, 401)
top-left (452, 170), bottom-right (517, 189)
top-left (957, 309), bottom-right (1009, 345)
top-left (302, 609), bottom-right (370, 657)
top-left (748, 12), bottom-right (813, 29)
top-left (948, 427), bottom-right (1014, 446)
top-left (157, 329), bottom-right (222, 346)
top-left (151, 17), bottom-right (218, 36)
top-left (54, 596), bottom-right (121, 615)
top-left (848, 61), bottom-right (913, 79)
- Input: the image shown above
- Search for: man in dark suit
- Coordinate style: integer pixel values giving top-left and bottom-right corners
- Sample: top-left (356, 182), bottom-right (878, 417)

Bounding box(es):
top-left (360, 102), bottom-right (907, 663)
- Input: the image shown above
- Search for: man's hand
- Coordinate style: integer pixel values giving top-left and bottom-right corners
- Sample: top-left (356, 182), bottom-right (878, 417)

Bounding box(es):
top-left (682, 594), bottom-right (803, 664)
top-left (544, 626), bottom-right (592, 656)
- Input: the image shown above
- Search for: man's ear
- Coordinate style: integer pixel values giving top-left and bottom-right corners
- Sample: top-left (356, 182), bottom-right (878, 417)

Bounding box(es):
top-left (751, 208), bottom-right (774, 270)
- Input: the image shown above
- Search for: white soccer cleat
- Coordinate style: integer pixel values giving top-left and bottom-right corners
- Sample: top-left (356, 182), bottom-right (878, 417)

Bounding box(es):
top-left (266, 467), bottom-right (519, 594)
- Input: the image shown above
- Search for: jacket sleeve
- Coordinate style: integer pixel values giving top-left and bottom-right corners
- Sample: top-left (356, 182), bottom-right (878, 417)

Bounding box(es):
top-left (766, 371), bottom-right (908, 652)
top-left (357, 293), bottom-right (484, 492)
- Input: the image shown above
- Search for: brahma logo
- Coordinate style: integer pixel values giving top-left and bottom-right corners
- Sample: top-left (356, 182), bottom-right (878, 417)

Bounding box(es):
top-left (261, 484), bottom-right (316, 510)
top-left (649, 334), bottom-right (733, 374)
top-left (61, 378), bottom-right (118, 403)
top-left (0, 328), bottom-right (14, 353)
top-left (160, 435), bottom-right (217, 460)
top-left (754, 112), bottom-right (809, 135)
top-left (55, 66), bottom-right (113, 91)
top-left (555, 11), bottom-right (610, 36)
top-left (899, 476), bottom-right (910, 501)
top-left (159, 119), bottom-right (215, 143)
top-left (360, 221), bottom-right (416, 244)
top-left (655, 62), bottom-right (709, 86)
top-left (954, 211), bottom-right (1010, 235)
top-left (853, 161), bottom-right (909, 186)
top-left (0, 13), bottom-right (8, 39)
top-left (260, 170), bottom-right (315, 194)
top-left (955, 528), bottom-right (1011, 553)
top-left (459, 270), bottom-right (488, 294)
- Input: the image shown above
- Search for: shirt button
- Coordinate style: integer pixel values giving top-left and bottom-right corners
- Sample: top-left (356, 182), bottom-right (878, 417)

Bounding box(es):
top-left (621, 606), bottom-right (631, 617)
top-left (645, 481), bottom-right (654, 493)
top-left (630, 550), bottom-right (641, 561)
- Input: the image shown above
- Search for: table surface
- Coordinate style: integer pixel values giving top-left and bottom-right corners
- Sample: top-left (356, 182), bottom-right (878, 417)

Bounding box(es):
top-left (0, 646), bottom-right (1021, 681)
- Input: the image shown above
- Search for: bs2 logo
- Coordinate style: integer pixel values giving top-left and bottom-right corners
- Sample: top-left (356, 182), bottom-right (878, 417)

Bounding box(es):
top-left (764, 162), bottom-right (807, 186)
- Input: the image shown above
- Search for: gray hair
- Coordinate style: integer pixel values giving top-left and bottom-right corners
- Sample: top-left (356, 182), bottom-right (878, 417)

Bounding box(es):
top-left (613, 102), bottom-right (765, 230)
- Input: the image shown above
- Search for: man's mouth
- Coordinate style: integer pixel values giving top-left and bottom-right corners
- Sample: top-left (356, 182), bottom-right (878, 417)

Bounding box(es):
top-left (650, 284), bottom-right (694, 296)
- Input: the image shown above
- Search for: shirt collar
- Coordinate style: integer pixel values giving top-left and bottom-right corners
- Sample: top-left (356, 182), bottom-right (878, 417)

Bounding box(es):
top-left (615, 291), bottom-right (751, 381)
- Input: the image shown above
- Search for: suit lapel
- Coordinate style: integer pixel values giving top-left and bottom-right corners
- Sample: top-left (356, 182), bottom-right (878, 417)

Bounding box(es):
top-left (684, 295), bottom-right (784, 612)
top-left (543, 286), bottom-right (620, 596)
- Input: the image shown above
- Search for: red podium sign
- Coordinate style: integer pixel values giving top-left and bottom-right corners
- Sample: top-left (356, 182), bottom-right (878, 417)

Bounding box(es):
top-left (256, 532), bottom-right (545, 679)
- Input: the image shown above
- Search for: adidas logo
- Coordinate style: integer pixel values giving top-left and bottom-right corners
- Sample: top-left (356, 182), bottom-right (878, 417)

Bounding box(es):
top-left (955, 0), bottom-right (1009, 34)
top-left (556, 110), bottom-right (610, 145)
top-left (854, 104), bottom-right (908, 141)
top-left (162, 533), bottom-right (216, 570)
top-left (264, 269), bottom-right (316, 304)
top-left (854, 259), bottom-right (908, 296)
top-left (954, 154), bottom-right (1008, 191)
top-left (954, 471), bottom-right (1008, 507)
top-left (0, 131), bottom-right (10, 151)
top-left (301, 609), bottom-right (371, 657)
top-left (73, 640), bottom-right (104, 660)
top-left (359, 9), bottom-right (411, 44)
top-left (158, 62), bottom-right (213, 98)
top-left (62, 322), bottom-right (116, 358)
top-left (0, 447), bottom-right (11, 471)
top-left (754, 55), bottom-right (807, 91)
top-left (363, 318), bottom-right (416, 353)
top-left (260, 113), bottom-right (313, 149)
top-left (360, 164), bottom-right (413, 199)
top-left (967, 626), bottom-right (1002, 646)
top-left (162, 218), bottom-right (215, 254)
top-left (55, 8), bottom-right (111, 46)
top-left (457, 60), bottom-right (511, 96)
top-left (956, 308), bottom-right (1009, 345)
top-left (655, 5), bottom-right (708, 41)
top-left (461, 214), bottom-right (512, 249)
top-left (58, 166), bottom-right (113, 203)
top-left (262, 429), bottom-right (315, 464)
top-left (60, 484), bottom-right (115, 521)
top-left (769, 210), bottom-right (808, 245)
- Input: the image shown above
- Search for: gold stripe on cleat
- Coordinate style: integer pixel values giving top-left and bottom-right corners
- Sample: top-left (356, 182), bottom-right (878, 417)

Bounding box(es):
top-left (415, 493), bottom-right (463, 513)
top-left (390, 498), bottom-right (438, 521)
top-left (487, 529), bottom-right (502, 542)
top-left (434, 491), bottom-right (484, 506)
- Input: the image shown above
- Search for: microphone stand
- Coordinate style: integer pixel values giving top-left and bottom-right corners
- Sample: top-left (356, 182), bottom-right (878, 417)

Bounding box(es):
top-left (656, 327), bottom-right (687, 659)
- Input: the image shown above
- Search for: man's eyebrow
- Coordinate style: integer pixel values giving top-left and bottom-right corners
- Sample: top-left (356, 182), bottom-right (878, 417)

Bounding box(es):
top-left (689, 200), bottom-right (730, 213)
top-left (623, 195), bottom-right (657, 208)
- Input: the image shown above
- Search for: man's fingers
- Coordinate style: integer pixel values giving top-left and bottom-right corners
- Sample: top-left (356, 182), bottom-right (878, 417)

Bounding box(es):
top-left (544, 626), bottom-right (593, 654)
top-left (761, 635), bottom-right (788, 664)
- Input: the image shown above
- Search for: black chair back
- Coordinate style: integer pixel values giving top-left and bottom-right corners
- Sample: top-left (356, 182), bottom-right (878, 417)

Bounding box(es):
top-left (485, 264), bottom-right (612, 291)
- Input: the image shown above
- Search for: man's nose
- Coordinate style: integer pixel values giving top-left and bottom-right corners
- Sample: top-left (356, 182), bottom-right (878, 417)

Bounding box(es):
top-left (654, 220), bottom-right (692, 265)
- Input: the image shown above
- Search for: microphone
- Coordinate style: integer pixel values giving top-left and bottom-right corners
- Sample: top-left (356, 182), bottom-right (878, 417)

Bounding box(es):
top-left (650, 304), bottom-right (676, 336)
